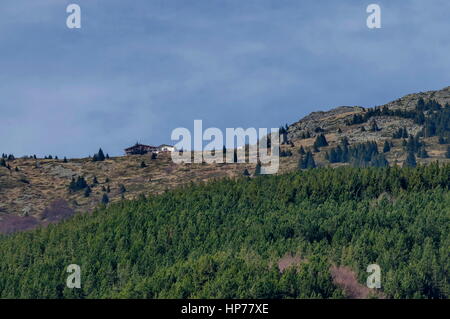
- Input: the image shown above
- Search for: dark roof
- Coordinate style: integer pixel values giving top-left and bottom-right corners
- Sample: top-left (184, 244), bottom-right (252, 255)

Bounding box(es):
top-left (124, 144), bottom-right (157, 151)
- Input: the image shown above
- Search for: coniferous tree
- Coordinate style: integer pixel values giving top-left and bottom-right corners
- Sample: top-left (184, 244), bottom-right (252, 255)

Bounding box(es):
top-left (313, 134), bottom-right (328, 148)
top-left (383, 140), bottom-right (391, 153)
top-left (446, 146), bottom-right (450, 159)
top-left (254, 162), bottom-right (262, 176)
top-left (328, 148), bottom-right (338, 163)
top-left (298, 155), bottom-right (306, 170)
top-left (304, 151), bottom-right (316, 169)
top-left (84, 186), bottom-right (92, 197)
top-left (101, 194), bottom-right (109, 204)
top-left (298, 146), bottom-right (306, 155)
top-left (370, 120), bottom-right (380, 132)
top-left (405, 151), bottom-right (417, 167)
top-left (92, 148), bottom-right (106, 162)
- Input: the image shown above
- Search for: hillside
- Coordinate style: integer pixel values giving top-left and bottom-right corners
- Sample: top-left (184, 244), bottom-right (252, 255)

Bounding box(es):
top-left (0, 165), bottom-right (449, 298)
top-left (1, 86), bottom-right (450, 234)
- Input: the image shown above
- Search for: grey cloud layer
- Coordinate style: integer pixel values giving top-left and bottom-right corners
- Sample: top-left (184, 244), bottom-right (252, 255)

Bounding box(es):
top-left (0, 0), bottom-right (449, 157)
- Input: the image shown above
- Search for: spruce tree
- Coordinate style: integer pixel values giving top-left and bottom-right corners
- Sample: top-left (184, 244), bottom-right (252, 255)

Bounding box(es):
top-left (305, 151), bottom-right (316, 169)
top-left (383, 140), bottom-right (391, 153)
top-left (313, 134), bottom-right (328, 148)
top-left (370, 120), bottom-right (380, 132)
top-left (101, 194), bottom-right (109, 204)
top-left (97, 148), bottom-right (105, 161)
top-left (84, 186), bottom-right (92, 197)
top-left (298, 146), bottom-right (305, 155)
top-left (405, 151), bottom-right (417, 167)
top-left (254, 162), bottom-right (262, 176)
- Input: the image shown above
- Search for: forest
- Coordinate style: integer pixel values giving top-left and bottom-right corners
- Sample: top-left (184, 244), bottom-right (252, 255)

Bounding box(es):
top-left (0, 165), bottom-right (449, 299)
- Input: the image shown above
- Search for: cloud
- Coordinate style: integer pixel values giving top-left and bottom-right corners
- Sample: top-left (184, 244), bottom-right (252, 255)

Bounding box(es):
top-left (0, 0), bottom-right (449, 157)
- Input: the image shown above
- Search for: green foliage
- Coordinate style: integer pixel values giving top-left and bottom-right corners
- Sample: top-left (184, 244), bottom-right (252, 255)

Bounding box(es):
top-left (92, 148), bottom-right (106, 162)
top-left (405, 151), bottom-right (417, 167)
top-left (313, 134), bottom-right (328, 148)
top-left (383, 141), bottom-right (391, 153)
top-left (299, 151), bottom-right (316, 169)
top-left (68, 176), bottom-right (88, 192)
top-left (1, 165), bottom-right (450, 299)
top-left (84, 186), bottom-right (92, 198)
top-left (327, 141), bottom-right (387, 168)
top-left (298, 146), bottom-right (305, 155)
top-left (101, 194), bottom-right (109, 204)
top-left (393, 127), bottom-right (409, 139)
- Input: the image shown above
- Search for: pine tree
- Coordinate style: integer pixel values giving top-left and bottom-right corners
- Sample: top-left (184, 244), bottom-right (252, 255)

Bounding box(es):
top-left (119, 184), bottom-right (127, 194)
top-left (313, 134), bottom-right (328, 148)
top-left (298, 155), bottom-right (306, 170)
top-left (328, 149), bottom-right (338, 163)
top-left (404, 151), bottom-right (417, 167)
top-left (416, 97), bottom-right (425, 111)
top-left (298, 146), bottom-right (305, 155)
top-left (370, 120), bottom-right (380, 132)
top-left (305, 151), bottom-right (316, 169)
top-left (140, 161), bottom-right (147, 168)
top-left (84, 186), bottom-right (92, 197)
top-left (242, 169), bottom-right (250, 177)
top-left (254, 162), bottom-right (262, 176)
top-left (101, 194), bottom-right (109, 204)
top-left (383, 140), bottom-right (391, 153)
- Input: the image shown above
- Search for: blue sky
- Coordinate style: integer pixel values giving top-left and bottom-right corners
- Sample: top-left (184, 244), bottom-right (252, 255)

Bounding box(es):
top-left (1, 0), bottom-right (449, 157)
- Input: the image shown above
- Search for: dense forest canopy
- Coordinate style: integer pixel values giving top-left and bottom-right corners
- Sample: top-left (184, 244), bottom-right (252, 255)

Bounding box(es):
top-left (0, 165), bottom-right (449, 299)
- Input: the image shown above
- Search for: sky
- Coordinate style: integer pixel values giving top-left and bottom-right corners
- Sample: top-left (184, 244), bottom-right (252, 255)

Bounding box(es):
top-left (0, 0), bottom-right (449, 158)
